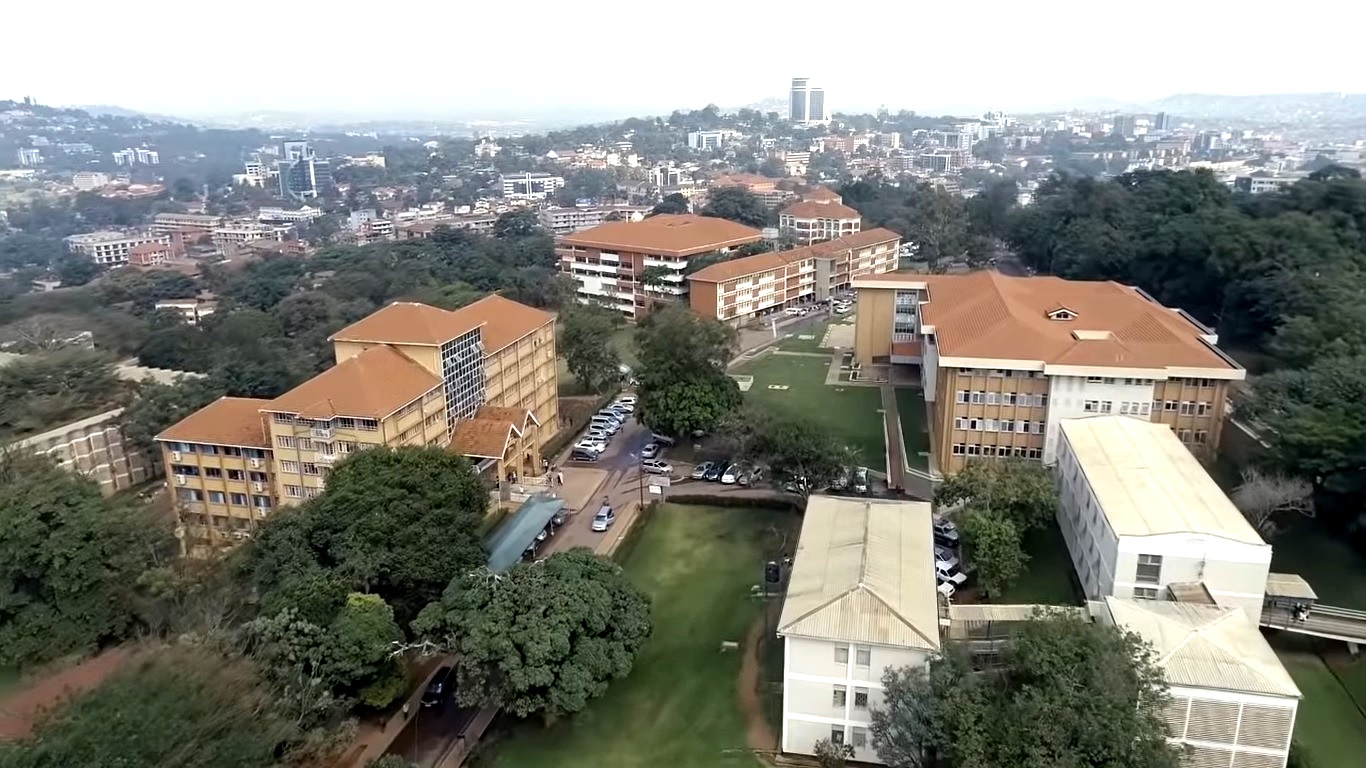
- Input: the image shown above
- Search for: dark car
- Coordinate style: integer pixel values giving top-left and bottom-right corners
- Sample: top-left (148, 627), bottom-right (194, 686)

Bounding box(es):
top-left (703, 462), bottom-right (728, 482)
top-left (421, 666), bottom-right (455, 708)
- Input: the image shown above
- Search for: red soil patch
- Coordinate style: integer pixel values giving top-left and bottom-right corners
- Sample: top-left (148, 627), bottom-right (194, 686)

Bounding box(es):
top-left (738, 605), bottom-right (780, 754)
top-left (0, 648), bottom-right (132, 740)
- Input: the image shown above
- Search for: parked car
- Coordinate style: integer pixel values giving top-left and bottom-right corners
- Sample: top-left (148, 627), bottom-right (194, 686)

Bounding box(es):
top-left (569, 448), bottom-right (600, 462)
top-left (935, 563), bottom-right (968, 587)
top-left (704, 462), bottom-right (729, 482)
top-left (691, 461), bottom-right (715, 480)
top-left (933, 544), bottom-right (957, 563)
top-left (591, 504), bottom-right (616, 532)
top-left (595, 409), bottom-right (625, 423)
top-left (589, 417), bottom-right (621, 434)
top-left (552, 509), bottom-right (568, 526)
top-left (937, 581), bottom-right (957, 599)
top-left (641, 459), bottom-right (672, 475)
top-left (745, 466), bottom-right (765, 485)
top-left (610, 400), bottom-right (635, 413)
top-left (651, 432), bottom-right (677, 447)
top-left (574, 439), bottom-right (607, 454)
top-left (783, 306), bottom-right (806, 316)
top-left (615, 394), bottom-right (637, 405)
top-left (721, 463), bottom-right (744, 484)
top-left (421, 666), bottom-right (455, 708)
top-left (933, 517), bottom-right (960, 545)
top-left (640, 442), bottom-right (661, 459)
top-left (853, 466), bottom-right (870, 494)
top-left (830, 468), bottom-right (850, 491)
top-left (934, 553), bottom-right (960, 571)
top-left (536, 526), bottom-right (550, 542)
top-left (583, 428), bottom-right (612, 442)
top-left (737, 468), bottom-right (753, 486)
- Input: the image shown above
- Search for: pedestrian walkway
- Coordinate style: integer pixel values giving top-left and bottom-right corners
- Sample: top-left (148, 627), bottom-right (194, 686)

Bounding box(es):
top-left (879, 383), bottom-right (906, 494)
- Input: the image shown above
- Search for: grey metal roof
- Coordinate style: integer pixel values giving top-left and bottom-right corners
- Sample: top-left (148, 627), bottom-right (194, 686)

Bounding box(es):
top-left (1104, 597), bottom-right (1299, 698)
top-left (1265, 572), bottom-right (1317, 600)
top-left (484, 493), bottom-right (564, 573)
top-left (777, 495), bottom-right (940, 650)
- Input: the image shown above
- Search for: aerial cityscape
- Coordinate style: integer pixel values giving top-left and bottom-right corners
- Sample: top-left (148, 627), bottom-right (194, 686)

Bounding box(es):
top-left (3, 20), bottom-right (1366, 768)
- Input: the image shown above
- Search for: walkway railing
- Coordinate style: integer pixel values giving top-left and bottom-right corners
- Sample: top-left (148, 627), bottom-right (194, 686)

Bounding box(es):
top-left (1261, 604), bottom-right (1366, 645)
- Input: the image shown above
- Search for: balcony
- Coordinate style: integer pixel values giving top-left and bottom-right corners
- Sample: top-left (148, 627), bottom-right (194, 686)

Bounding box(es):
top-left (311, 427), bottom-right (333, 441)
top-left (315, 452), bottom-right (339, 465)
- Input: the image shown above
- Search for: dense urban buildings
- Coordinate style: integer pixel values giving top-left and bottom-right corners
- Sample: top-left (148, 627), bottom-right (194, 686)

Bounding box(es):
top-left (687, 228), bottom-right (900, 323)
top-left (556, 214), bottom-right (762, 319)
top-left (63, 230), bottom-right (171, 265)
top-left (851, 271), bottom-right (1244, 472)
top-left (156, 295), bottom-right (558, 556)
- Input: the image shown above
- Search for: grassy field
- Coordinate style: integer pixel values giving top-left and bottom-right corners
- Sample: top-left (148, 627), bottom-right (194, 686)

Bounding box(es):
top-left (483, 503), bottom-right (795, 768)
top-left (894, 388), bottom-right (930, 471)
top-left (558, 327), bottom-right (639, 396)
top-left (0, 667), bottom-right (19, 698)
top-left (1269, 522), bottom-right (1366, 611)
top-left (994, 522), bottom-right (1083, 605)
top-left (1273, 635), bottom-right (1366, 766)
top-left (772, 318), bottom-right (841, 354)
top-left (733, 354), bottom-right (886, 468)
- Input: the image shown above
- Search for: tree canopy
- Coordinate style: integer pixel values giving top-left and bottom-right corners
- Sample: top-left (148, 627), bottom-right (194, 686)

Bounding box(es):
top-left (558, 303), bottom-right (624, 393)
top-left (699, 186), bottom-right (770, 229)
top-left (871, 611), bottom-right (1179, 768)
top-left (413, 549), bottom-right (651, 723)
top-left (721, 405), bottom-right (855, 495)
top-left (935, 460), bottom-right (1056, 598)
top-left (633, 305), bottom-right (741, 437)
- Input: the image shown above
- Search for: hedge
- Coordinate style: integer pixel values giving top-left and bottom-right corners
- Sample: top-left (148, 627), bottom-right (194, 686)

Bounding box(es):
top-left (543, 390), bottom-right (619, 460)
top-left (664, 493), bottom-right (805, 514)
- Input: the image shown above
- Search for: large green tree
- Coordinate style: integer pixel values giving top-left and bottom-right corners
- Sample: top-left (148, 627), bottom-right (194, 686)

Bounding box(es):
top-left (0, 453), bottom-right (172, 667)
top-left (0, 348), bottom-right (122, 438)
top-left (559, 304), bottom-right (623, 393)
top-left (699, 186), bottom-right (769, 229)
top-left (935, 460), bottom-right (1056, 598)
top-left (722, 405), bottom-right (855, 495)
top-left (413, 549), bottom-right (652, 723)
top-left (121, 375), bottom-right (226, 456)
top-left (633, 305), bottom-right (741, 437)
top-left (871, 611), bottom-right (1179, 768)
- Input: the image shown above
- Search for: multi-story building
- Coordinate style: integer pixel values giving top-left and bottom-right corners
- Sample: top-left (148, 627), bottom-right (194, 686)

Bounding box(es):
top-left (1234, 173), bottom-right (1303, 194)
top-left (500, 172), bottom-right (565, 200)
top-left (557, 214), bottom-right (762, 319)
top-left (257, 206), bottom-right (324, 224)
top-left (538, 206), bottom-right (650, 235)
top-left (778, 188), bottom-right (862, 245)
top-left (851, 271), bottom-right (1245, 473)
top-left (917, 149), bottom-right (966, 173)
top-left (1099, 597), bottom-right (1299, 768)
top-left (128, 241), bottom-right (173, 267)
top-left (72, 171), bottom-right (110, 191)
top-left (136, 148), bottom-right (160, 165)
top-left (687, 130), bottom-right (724, 150)
top-left (154, 298), bottom-right (218, 325)
top-left (12, 408), bottom-right (154, 497)
top-left (16, 148), bottom-right (42, 166)
top-left (153, 212), bottom-right (224, 235)
top-left (157, 295), bottom-right (558, 554)
top-left (1055, 416), bottom-right (1271, 617)
top-left (1113, 114), bottom-right (1136, 137)
top-left (788, 77), bottom-right (828, 125)
top-left (688, 228), bottom-right (900, 323)
top-left (777, 495), bottom-right (939, 763)
top-left (708, 174), bottom-right (796, 209)
top-left (648, 164), bottom-right (692, 189)
top-left (276, 141), bottom-right (332, 200)
top-left (64, 230), bottom-right (170, 266)
top-left (212, 223), bottom-right (289, 255)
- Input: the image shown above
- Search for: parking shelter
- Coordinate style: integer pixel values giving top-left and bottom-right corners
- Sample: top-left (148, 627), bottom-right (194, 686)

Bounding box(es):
top-left (484, 493), bottom-right (565, 572)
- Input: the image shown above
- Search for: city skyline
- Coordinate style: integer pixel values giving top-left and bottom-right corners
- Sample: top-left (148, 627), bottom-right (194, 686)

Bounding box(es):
top-left (6, 0), bottom-right (1364, 121)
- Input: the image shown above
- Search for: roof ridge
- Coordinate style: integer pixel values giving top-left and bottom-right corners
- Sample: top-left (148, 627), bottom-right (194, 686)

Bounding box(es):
top-left (858, 584), bottom-right (940, 649)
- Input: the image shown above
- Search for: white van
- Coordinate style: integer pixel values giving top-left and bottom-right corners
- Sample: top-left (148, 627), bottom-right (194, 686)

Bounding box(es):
top-left (589, 415), bottom-right (621, 434)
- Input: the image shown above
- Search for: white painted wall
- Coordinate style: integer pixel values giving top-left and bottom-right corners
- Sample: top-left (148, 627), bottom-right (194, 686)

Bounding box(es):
top-left (1043, 376), bottom-right (1156, 463)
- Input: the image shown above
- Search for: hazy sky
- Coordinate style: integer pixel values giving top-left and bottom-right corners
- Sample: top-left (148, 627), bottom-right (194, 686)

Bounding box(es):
top-left (7, 0), bottom-right (1365, 120)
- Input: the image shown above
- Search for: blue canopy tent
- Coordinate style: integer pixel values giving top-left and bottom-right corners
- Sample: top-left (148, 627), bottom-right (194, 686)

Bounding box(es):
top-left (484, 493), bottom-right (565, 573)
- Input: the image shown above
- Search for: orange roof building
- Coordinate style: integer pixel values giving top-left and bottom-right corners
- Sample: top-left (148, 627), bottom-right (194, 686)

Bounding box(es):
top-left (779, 187), bottom-right (862, 246)
top-left (154, 295), bottom-right (559, 556)
top-left (556, 214), bottom-right (763, 320)
top-left (850, 271), bottom-right (1246, 473)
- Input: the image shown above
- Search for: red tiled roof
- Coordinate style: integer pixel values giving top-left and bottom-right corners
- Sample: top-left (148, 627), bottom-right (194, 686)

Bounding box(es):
top-left (687, 227), bottom-right (901, 283)
top-left (155, 396), bottom-right (272, 448)
top-left (267, 345), bottom-right (439, 419)
top-left (329, 296), bottom-right (553, 353)
top-left (780, 200), bottom-right (861, 221)
top-left (556, 214), bottom-right (762, 257)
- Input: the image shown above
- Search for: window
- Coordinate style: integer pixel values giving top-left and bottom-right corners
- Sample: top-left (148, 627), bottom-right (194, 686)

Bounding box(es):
top-left (1100, 401), bottom-right (1112, 413)
top-left (986, 392), bottom-right (999, 405)
top-left (952, 443), bottom-right (965, 455)
top-left (1140, 402), bottom-right (1151, 416)
top-left (855, 646), bottom-right (871, 666)
top-left (227, 469), bottom-right (245, 481)
top-left (852, 727), bottom-right (868, 748)
top-left (834, 644), bottom-right (849, 664)
top-left (983, 419), bottom-right (998, 432)
top-left (956, 390), bottom-right (969, 404)
top-left (854, 689), bottom-right (869, 710)
top-left (230, 493), bottom-right (247, 506)
top-left (1164, 401), bottom-right (1178, 412)
top-left (1136, 554), bottom-right (1163, 584)
top-left (1134, 586), bottom-right (1160, 600)
top-left (284, 485), bottom-right (303, 498)
top-left (1119, 402), bottom-right (1130, 415)
top-left (1178, 429), bottom-right (1192, 443)
top-left (249, 471), bottom-right (267, 482)
top-left (204, 467), bottom-right (222, 478)
top-left (1083, 400), bottom-right (1100, 413)
top-left (253, 496), bottom-right (272, 509)
top-left (1087, 375), bottom-right (1105, 384)
top-left (302, 463), bottom-right (320, 476)
top-left (1194, 430), bottom-right (1208, 445)
top-left (1179, 401), bottom-right (1196, 415)
top-left (298, 438), bottom-right (314, 451)
top-left (277, 435), bottom-right (297, 449)
top-left (954, 417), bottom-right (969, 430)
top-left (1196, 402), bottom-right (1210, 416)
top-left (970, 391), bottom-right (984, 404)
top-left (832, 685), bottom-right (847, 707)
top-left (208, 491), bottom-right (226, 504)
top-left (279, 460), bottom-right (300, 474)
top-left (830, 727), bottom-right (845, 746)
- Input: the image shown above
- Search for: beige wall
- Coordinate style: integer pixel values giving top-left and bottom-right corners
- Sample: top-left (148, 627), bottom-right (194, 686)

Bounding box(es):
top-left (853, 287), bottom-right (896, 365)
top-left (332, 339), bottom-right (441, 377)
top-left (15, 409), bottom-right (152, 496)
top-left (160, 440), bottom-right (275, 558)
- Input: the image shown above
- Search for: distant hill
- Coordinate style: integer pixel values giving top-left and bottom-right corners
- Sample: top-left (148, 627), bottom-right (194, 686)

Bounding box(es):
top-left (71, 104), bottom-right (194, 124)
top-left (1150, 93), bottom-right (1366, 122)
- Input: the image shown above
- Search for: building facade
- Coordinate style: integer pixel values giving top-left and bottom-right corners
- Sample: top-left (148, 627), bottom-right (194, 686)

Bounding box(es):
top-left (1056, 417), bottom-right (1271, 618)
top-left (64, 230), bottom-right (171, 265)
top-left (276, 141), bottom-right (332, 200)
top-left (12, 407), bottom-right (154, 496)
top-left (789, 77), bottom-right (828, 125)
top-left (500, 172), bottom-right (565, 200)
top-left (538, 206), bottom-right (650, 235)
top-left (153, 212), bottom-right (224, 235)
top-left (556, 214), bottom-right (762, 319)
top-left (778, 188), bottom-right (862, 245)
top-left (778, 496), bottom-right (939, 763)
top-left (688, 228), bottom-right (900, 323)
top-left (156, 295), bottom-right (558, 555)
top-left (852, 272), bottom-right (1245, 473)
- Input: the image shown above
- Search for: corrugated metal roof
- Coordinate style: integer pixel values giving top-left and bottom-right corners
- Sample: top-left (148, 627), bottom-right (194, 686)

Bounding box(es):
top-left (1060, 417), bottom-right (1268, 546)
top-left (946, 604), bottom-right (1087, 640)
top-left (485, 493), bottom-right (564, 573)
top-left (1265, 573), bottom-right (1317, 600)
top-left (1104, 597), bottom-right (1299, 698)
top-left (777, 496), bottom-right (940, 650)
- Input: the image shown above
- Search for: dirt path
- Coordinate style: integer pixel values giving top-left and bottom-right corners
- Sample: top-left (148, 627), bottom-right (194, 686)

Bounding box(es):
top-left (0, 647), bottom-right (131, 740)
top-left (737, 605), bottom-right (780, 754)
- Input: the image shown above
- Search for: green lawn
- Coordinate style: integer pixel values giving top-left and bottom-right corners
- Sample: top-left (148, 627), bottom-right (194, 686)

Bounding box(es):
top-left (994, 522), bottom-right (1083, 605)
top-left (484, 504), bottom-right (795, 768)
top-left (772, 318), bottom-right (840, 354)
top-left (1273, 636), bottom-right (1366, 765)
top-left (0, 667), bottom-right (19, 698)
top-left (733, 354), bottom-right (886, 468)
top-left (894, 388), bottom-right (930, 471)
top-left (1269, 522), bottom-right (1366, 611)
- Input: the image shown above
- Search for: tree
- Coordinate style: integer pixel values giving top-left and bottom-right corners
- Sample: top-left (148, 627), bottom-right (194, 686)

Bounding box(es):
top-left (413, 549), bottom-right (651, 723)
top-left (494, 208), bottom-right (541, 239)
top-left (814, 737), bottom-right (856, 768)
top-left (723, 406), bottom-right (853, 495)
top-left (934, 460), bottom-right (1056, 533)
top-left (1230, 467), bottom-right (1314, 538)
top-left (700, 186), bottom-right (769, 229)
top-left (758, 157), bottom-right (787, 178)
top-left (327, 593), bottom-right (406, 708)
top-left (650, 193), bottom-right (690, 216)
top-left (957, 510), bottom-right (1027, 598)
top-left (871, 611), bottom-right (1179, 768)
top-left (0, 348), bottom-right (122, 438)
top-left (634, 305), bottom-right (741, 437)
top-left (559, 304), bottom-right (623, 393)
top-left (244, 446), bottom-right (488, 628)
top-left (55, 254), bottom-right (99, 286)
top-left (0, 452), bottom-right (172, 667)
top-left (121, 375), bottom-right (226, 456)
top-left (0, 647), bottom-right (304, 768)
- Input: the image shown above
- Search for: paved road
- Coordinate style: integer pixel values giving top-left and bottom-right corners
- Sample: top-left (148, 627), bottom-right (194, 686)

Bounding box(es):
top-left (550, 417), bottom-right (656, 554)
top-left (388, 700), bottom-right (479, 767)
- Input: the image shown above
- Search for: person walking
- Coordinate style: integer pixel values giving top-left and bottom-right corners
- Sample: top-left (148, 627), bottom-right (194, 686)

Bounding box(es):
top-left (556, 470), bottom-right (564, 486)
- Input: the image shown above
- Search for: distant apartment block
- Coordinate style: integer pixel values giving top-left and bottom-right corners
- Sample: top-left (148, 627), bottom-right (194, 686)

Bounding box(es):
top-left (277, 141), bottom-right (332, 201)
top-left (12, 408), bottom-right (154, 496)
top-left (1056, 416), bottom-right (1271, 617)
top-left (788, 77), bottom-right (828, 125)
top-left (538, 206), bottom-right (651, 235)
top-left (257, 206), bottom-right (324, 224)
top-left (687, 130), bottom-right (724, 150)
top-left (157, 295), bottom-right (559, 556)
top-left (709, 174), bottom-right (797, 209)
top-left (112, 148), bottom-right (158, 165)
top-left (688, 228), bottom-right (900, 323)
top-left (155, 298), bottom-right (218, 325)
top-left (852, 272), bottom-right (1245, 473)
top-left (556, 214), bottom-right (762, 319)
top-left (500, 172), bottom-right (565, 201)
top-left (1234, 174), bottom-right (1303, 194)
top-left (648, 164), bottom-right (692, 188)
top-left (918, 149), bottom-right (966, 174)
top-left (153, 212), bottom-right (224, 235)
top-left (128, 241), bottom-right (174, 267)
top-left (15, 148), bottom-right (42, 166)
top-left (64, 230), bottom-right (171, 266)
top-left (72, 171), bottom-right (110, 191)
top-left (212, 223), bottom-right (289, 255)
top-left (778, 187), bottom-right (862, 245)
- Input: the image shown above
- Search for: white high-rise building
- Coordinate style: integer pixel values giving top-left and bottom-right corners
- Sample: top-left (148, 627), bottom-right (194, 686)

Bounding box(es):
top-left (788, 78), bottom-right (828, 126)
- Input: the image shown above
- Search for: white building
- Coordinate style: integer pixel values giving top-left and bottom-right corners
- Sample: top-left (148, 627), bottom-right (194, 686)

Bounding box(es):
top-left (500, 172), bottom-right (564, 201)
top-left (648, 164), bottom-right (692, 189)
top-left (538, 206), bottom-right (650, 235)
top-left (777, 496), bottom-right (940, 763)
top-left (1057, 417), bottom-right (1272, 618)
top-left (15, 148), bottom-right (42, 166)
top-left (257, 206), bottom-right (324, 223)
top-left (154, 299), bottom-right (217, 325)
top-left (111, 149), bottom-right (135, 166)
top-left (1098, 597), bottom-right (1299, 768)
top-left (64, 230), bottom-right (170, 266)
top-left (135, 148), bottom-right (160, 165)
top-left (687, 130), bottom-right (724, 151)
top-left (72, 171), bottom-right (111, 191)
top-left (789, 77), bottom-right (828, 125)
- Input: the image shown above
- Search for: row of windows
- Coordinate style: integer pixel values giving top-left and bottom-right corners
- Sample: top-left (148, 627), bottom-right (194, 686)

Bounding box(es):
top-left (1086, 376), bottom-right (1156, 385)
top-left (953, 418), bottom-right (1046, 434)
top-left (176, 488), bottom-right (271, 508)
top-left (834, 643), bottom-right (872, 666)
top-left (832, 685), bottom-right (870, 710)
top-left (1177, 429), bottom-right (1209, 445)
top-left (283, 484), bottom-right (322, 500)
top-left (830, 726), bottom-right (869, 749)
top-left (955, 391), bottom-right (1049, 407)
top-left (171, 466), bottom-right (268, 483)
top-left (164, 443), bottom-right (268, 458)
top-left (1172, 377), bottom-right (1216, 387)
top-left (959, 368), bottom-right (1045, 379)
top-left (952, 444), bottom-right (1045, 459)
top-left (279, 460), bottom-right (324, 476)
top-left (1083, 400), bottom-right (1151, 416)
top-left (272, 414), bottom-right (380, 431)
top-left (182, 513), bottom-right (254, 530)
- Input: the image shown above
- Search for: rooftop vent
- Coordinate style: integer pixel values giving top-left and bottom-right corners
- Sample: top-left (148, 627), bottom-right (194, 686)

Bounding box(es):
top-left (1071, 330), bottom-right (1112, 341)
